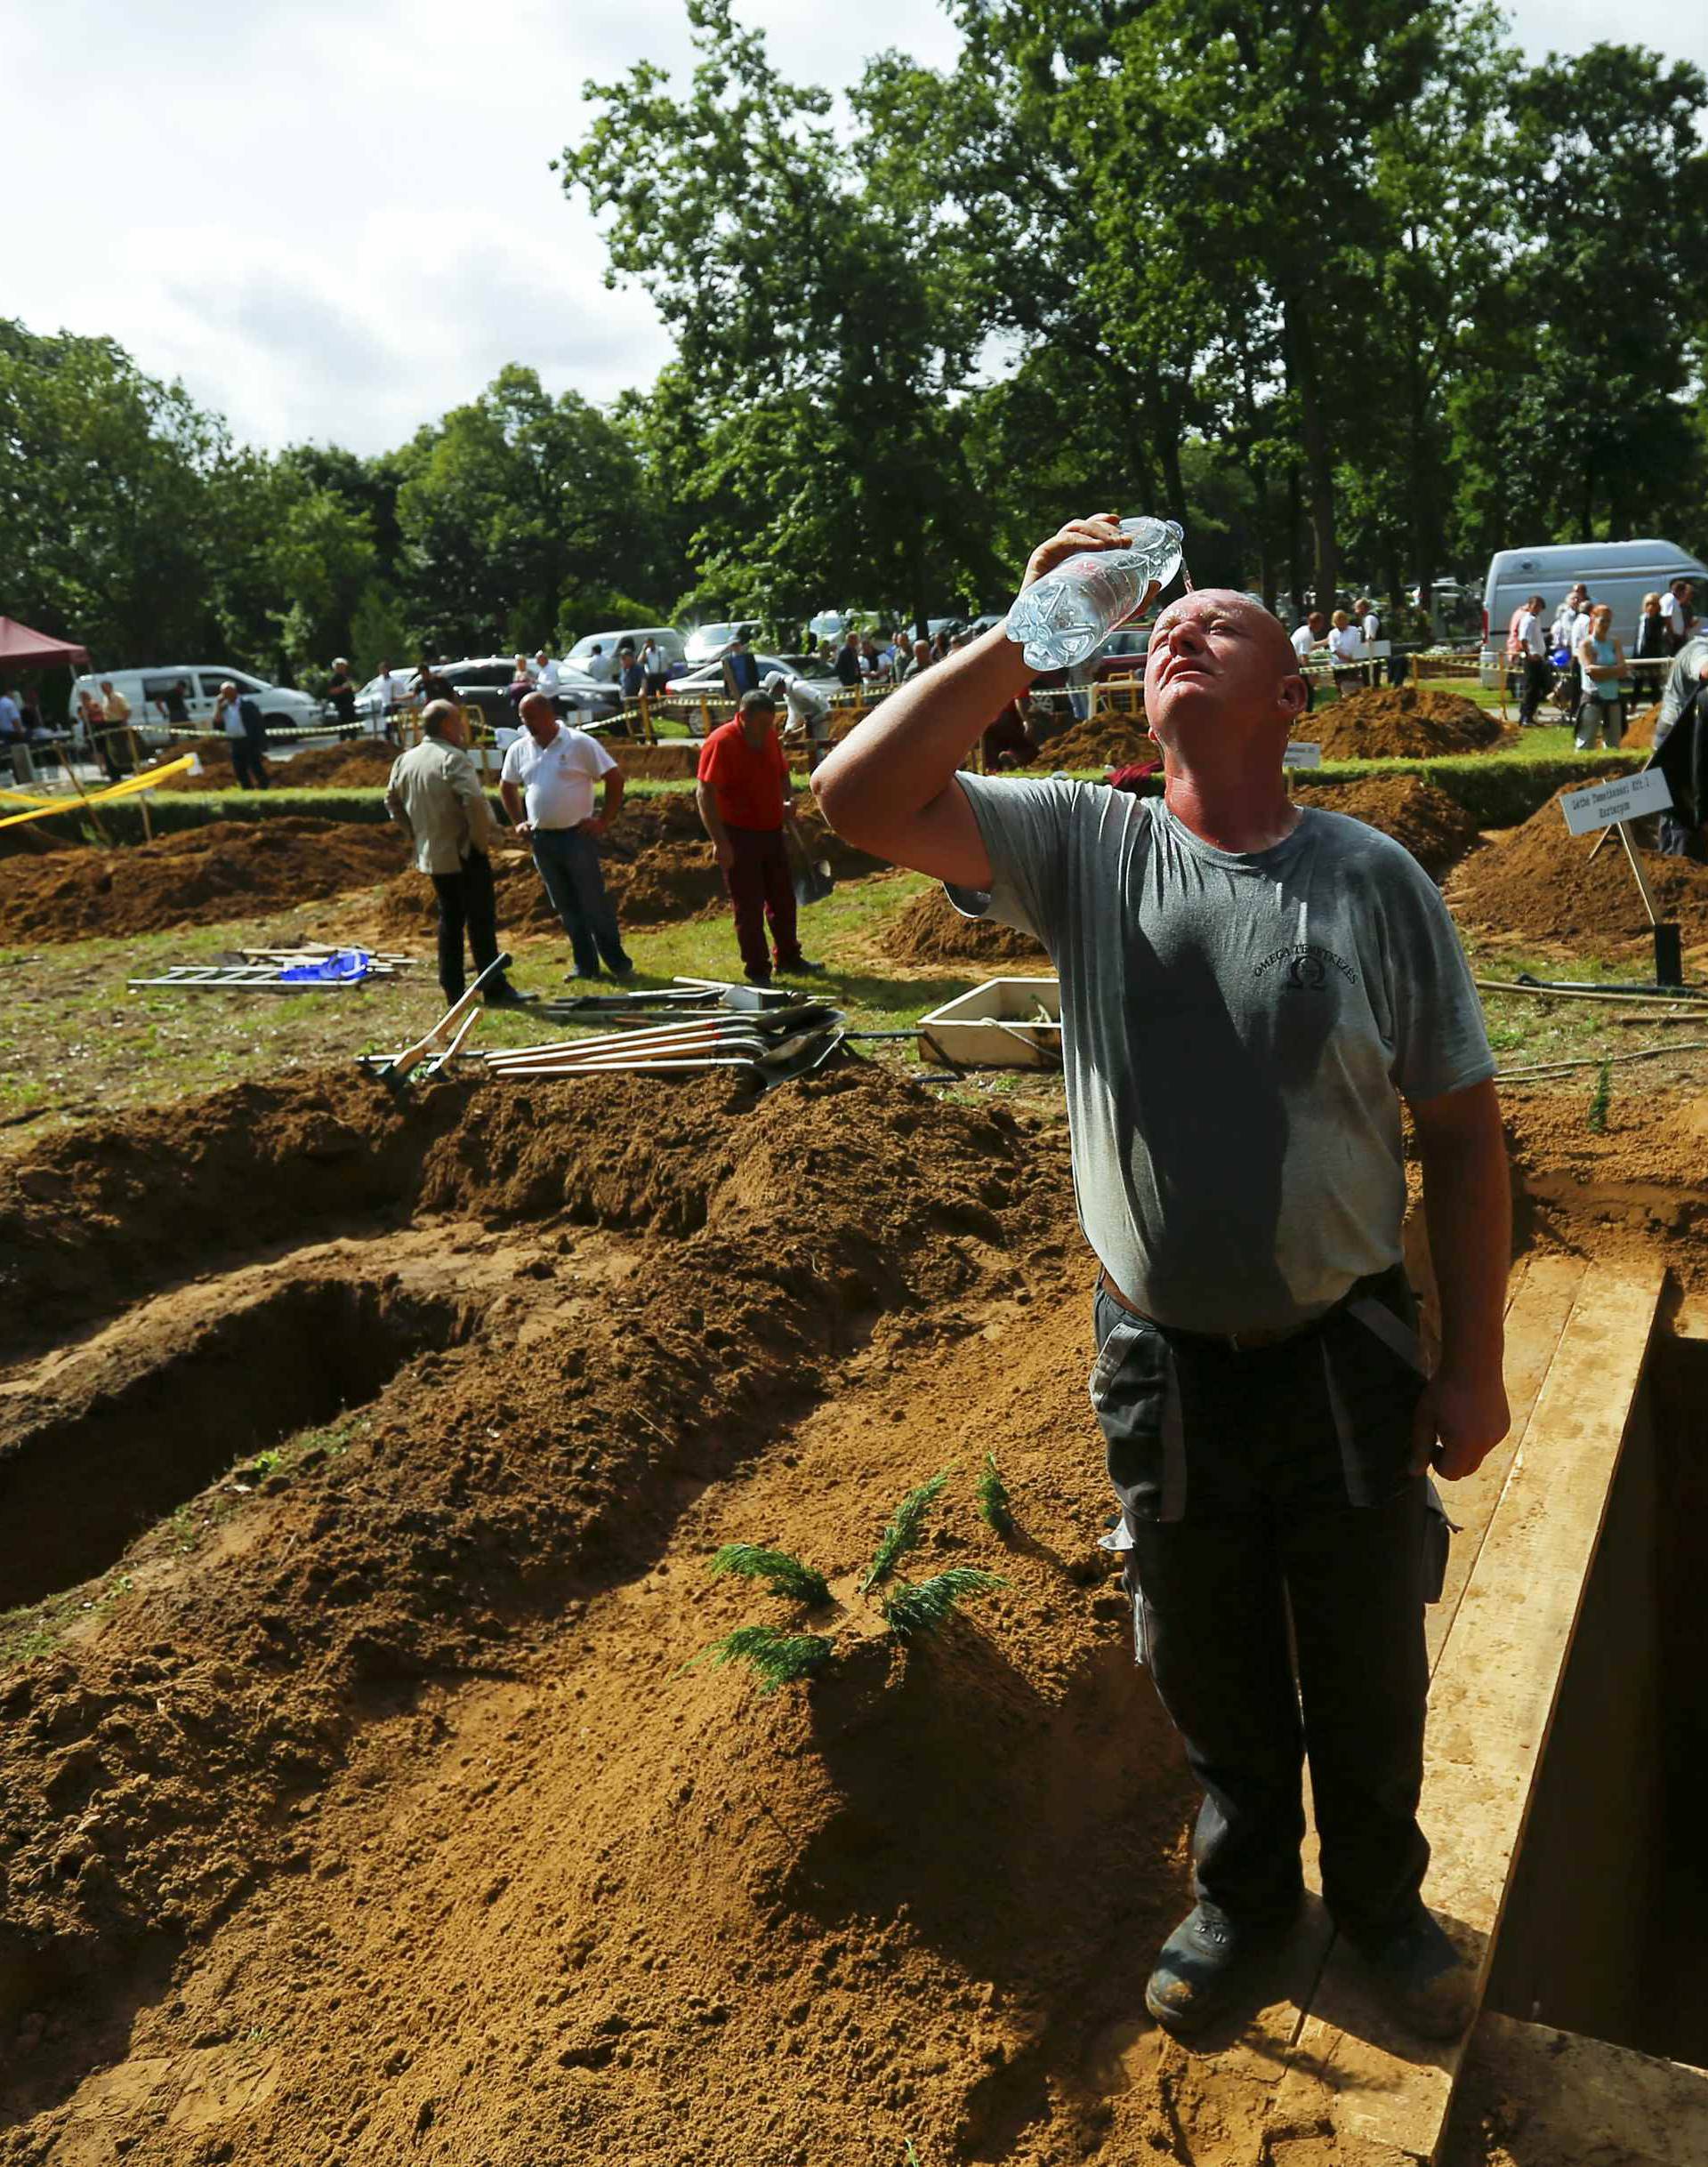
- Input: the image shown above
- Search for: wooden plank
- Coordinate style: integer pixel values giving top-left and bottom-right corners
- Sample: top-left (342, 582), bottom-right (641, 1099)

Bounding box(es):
top-left (1441, 2011), bottom-right (1708, 2167)
top-left (1271, 1258), bottom-right (1665, 2163)
top-left (1426, 1254), bottom-right (1586, 1669)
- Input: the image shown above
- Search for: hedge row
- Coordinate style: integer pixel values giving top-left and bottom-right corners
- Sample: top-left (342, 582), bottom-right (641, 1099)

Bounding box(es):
top-left (35, 752), bottom-right (1638, 849)
top-left (61, 777), bottom-right (697, 847)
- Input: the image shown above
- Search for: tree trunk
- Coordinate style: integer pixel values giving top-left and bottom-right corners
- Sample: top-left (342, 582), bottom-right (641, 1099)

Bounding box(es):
top-left (1283, 294), bottom-right (1337, 607)
top-left (1286, 465), bottom-right (1304, 616)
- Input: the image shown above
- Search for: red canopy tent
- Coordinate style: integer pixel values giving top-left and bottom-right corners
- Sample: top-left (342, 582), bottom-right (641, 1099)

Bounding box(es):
top-left (0, 616), bottom-right (90, 671)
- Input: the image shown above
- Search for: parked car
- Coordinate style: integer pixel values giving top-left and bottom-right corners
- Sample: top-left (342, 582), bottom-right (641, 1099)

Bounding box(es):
top-left (565, 626), bottom-right (687, 681)
top-left (423, 657), bottom-right (621, 730)
top-left (681, 620), bottom-right (761, 666)
top-left (669, 654), bottom-right (837, 698)
top-left (69, 665), bottom-right (321, 745)
top-left (1478, 539), bottom-right (1708, 686)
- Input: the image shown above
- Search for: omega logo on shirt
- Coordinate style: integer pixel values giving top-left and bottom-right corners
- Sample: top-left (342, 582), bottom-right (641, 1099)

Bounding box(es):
top-left (1253, 942), bottom-right (1359, 992)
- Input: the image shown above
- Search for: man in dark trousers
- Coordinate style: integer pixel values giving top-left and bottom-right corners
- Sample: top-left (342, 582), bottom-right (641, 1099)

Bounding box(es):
top-left (721, 631), bottom-right (761, 702)
top-left (386, 700), bottom-right (527, 1008)
top-left (815, 517), bottom-right (1511, 2043)
top-left (696, 689), bottom-right (821, 987)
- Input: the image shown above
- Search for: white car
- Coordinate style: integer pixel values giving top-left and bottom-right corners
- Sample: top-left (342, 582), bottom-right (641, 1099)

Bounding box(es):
top-left (566, 626), bottom-right (687, 681)
top-left (70, 665), bottom-right (321, 744)
top-left (669, 653), bottom-right (822, 697)
top-left (681, 619), bottom-right (761, 666)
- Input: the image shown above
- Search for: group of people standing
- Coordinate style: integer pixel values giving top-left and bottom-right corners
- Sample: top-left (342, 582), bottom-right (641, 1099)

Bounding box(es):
top-left (1505, 577), bottom-right (1697, 746)
top-left (1289, 600), bottom-right (1391, 701)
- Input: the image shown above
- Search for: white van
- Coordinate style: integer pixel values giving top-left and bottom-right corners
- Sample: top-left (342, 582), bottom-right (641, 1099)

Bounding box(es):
top-left (69, 665), bottom-right (322, 744)
top-left (1478, 541), bottom-right (1708, 684)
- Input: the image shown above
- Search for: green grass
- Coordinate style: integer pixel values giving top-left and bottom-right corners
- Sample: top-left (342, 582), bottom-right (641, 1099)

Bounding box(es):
top-left (0, 1570), bottom-right (134, 1673)
top-left (862, 1470), bottom-right (953, 1593)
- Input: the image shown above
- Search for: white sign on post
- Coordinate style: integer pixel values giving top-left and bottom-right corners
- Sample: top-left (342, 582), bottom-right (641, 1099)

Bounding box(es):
top-left (1284, 742), bottom-right (1323, 769)
top-left (1559, 769), bottom-right (1673, 837)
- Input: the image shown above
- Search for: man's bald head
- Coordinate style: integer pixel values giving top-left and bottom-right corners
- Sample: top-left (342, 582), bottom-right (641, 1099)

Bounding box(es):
top-left (1143, 588), bottom-right (1308, 749)
top-left (519, 691), bottom-right (559, 742)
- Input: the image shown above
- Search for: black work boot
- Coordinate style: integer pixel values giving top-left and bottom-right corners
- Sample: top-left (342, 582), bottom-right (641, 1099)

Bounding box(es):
top-left (1345, 1905), bottom-right (1477, 2040)
top-left (1144, 1901), bottom-right (1294, 2037)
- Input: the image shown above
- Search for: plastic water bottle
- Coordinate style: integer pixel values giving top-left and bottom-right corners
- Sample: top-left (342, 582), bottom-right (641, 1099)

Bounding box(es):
top-left (1004, 517), bottom-right (1186, 672)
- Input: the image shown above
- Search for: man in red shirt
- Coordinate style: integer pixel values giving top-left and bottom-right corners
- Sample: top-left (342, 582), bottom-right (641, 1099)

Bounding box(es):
top-left (695, 689), bottom-right (822, 986)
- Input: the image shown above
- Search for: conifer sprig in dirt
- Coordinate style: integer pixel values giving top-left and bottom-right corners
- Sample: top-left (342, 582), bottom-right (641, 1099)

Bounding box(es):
top-left (861, 1469), bottom-right (952, 1592)
top-left (881, 1569), bottom-right (1006, 1639)
top-left (706, 1543), bottom-right (830, 1607)
top-left (974, 1451), bottom-right (1014, 1536)
top-left (686, 1625), bottom-right (834, 1694)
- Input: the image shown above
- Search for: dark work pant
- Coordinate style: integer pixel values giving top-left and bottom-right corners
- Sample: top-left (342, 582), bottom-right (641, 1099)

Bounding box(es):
top-left (1091, 1273), bottom-right (1432, 1940)
top-left (229, 734), bottom-right (269, 789)
top-left (725, 825), bottom-right (802, 979)
top-left (430, 849), bottom-right (500, 1003)
top-left (530, 824), bottom-right (630, 979)
top-left (1518, 656), bottom-right (1551, 726)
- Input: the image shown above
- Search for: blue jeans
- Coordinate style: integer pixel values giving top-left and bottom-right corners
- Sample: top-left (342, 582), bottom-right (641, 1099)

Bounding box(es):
top-left (1090, 1268), bottom-right (1434, 1938)
top-left (530, 824), bottom-right (630, 977)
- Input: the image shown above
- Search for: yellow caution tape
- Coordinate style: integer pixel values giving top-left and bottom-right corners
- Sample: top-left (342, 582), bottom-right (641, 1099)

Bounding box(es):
top-left (0, 754), bottom-right (197, 830)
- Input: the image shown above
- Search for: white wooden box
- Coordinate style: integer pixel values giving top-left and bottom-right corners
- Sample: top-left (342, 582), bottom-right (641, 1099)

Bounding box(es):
top-left (917, 976), bottom-right (1063, 1068)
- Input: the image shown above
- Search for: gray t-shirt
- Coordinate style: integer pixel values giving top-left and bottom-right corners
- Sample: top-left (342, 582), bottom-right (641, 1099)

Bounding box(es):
top-left (949, 778), bottom-right (1494, 1335)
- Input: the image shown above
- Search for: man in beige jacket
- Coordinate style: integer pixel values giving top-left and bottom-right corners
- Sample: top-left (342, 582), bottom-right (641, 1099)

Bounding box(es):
top-left (385, 701), bottom-right (527, 1006)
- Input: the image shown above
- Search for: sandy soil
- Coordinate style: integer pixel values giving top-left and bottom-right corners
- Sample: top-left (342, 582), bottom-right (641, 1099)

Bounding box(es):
top-left (1296, 685), bottom-right (1508, 761)
top-left (2, 1052), bottom-right (1706, 2165)
top-left (1448, 787), bottom-right (1708, 955)
top-left (0, 819), bottom-right (411, 944)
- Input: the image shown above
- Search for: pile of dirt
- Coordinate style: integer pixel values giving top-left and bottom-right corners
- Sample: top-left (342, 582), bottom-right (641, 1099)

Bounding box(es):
top-left (1449, 786), bottom-right (1708, 949)
top-left (373, 794), bottom-right (883, 942)
top-left (1301, 683), bottom-right (1508, 761)
top-left (1034, 714), bottom-right (1154, 769)
top-left (1293, 773), bottom-right (1481, 881)
top-left (1623, 701), bottom-right (1663, 751)
top-left (0, 816), bottom-right (408, 942)
top-left (616, 742), bottom-right (701, 779)
top-left (882, 885), bottom-right (1050, 966)
top-left (0, 1060), bottom-right (1216, 2167)
top-left (147, 737), bottom-right (398, 793)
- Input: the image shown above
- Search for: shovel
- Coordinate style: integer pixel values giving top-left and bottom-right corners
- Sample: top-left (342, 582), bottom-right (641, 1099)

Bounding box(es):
top-left (361, 951), bottom-right (512, 1094)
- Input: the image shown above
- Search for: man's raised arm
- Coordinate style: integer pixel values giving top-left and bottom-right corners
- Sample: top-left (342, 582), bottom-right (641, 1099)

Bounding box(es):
top-left (813, 513), bottom-right (1132, 887)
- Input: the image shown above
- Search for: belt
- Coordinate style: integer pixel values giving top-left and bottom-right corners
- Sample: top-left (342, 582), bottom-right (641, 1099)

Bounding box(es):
top-left (1095, 1269), bottom-right (1338, 1354)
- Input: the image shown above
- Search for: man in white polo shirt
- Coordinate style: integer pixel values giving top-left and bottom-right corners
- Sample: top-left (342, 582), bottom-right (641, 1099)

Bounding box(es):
top-left (499, 693), bottom-right (634, 981)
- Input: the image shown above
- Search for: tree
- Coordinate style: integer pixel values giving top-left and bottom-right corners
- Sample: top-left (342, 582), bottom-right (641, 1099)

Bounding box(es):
top-left (563, 0), bottom-right (1000, 627)
top-left (394, 365), bottom-right (673, 654)
top-left (0, 320), bottom-right (225, 662)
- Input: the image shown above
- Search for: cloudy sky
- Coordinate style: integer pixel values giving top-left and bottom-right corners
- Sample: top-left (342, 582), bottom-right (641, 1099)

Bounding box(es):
top-left (12, 0), bottom-right (1703, 456)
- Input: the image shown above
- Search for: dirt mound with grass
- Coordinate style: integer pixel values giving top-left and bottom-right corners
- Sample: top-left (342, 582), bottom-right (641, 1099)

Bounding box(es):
top-left (1449, 785), bottom-right (1708, 950)
top-left (882, 885), bottom-right (1050, 966)
top-left (1299, 683), bottom-right (1508, 761)
top-left (0, 1058), bottom-right (1218, 2165)
top-left (373, 795), bottom-right (882, 942)
top-left (1034, 714), bottom-right (1154, 769)
top-left (0, 816), bottom-right (409, 942)
top-left (146, 737), bottom-right (399, 793)
top-left (1293, 774), bottom-right (1481, 881)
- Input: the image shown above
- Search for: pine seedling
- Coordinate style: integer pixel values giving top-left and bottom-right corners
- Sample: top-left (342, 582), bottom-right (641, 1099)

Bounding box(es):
top-left (881, 1569), bottom-right (1006, 1639)
top-left (1587, 1060), bottom-right (1612, 1134)
top-left (861, 1469), bottom-right (952, 1593)
top-left (707, 1543), bottom-right (830, 1607)
top-left (974, 1451), bottom-right (1014, 1537)
top-left (686, 1625), bottom-right (834, 1694)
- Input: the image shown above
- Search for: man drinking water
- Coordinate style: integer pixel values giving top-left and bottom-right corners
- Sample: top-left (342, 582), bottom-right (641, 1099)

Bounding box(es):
top-left (813, 513), bottom-right (1511, 2041)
